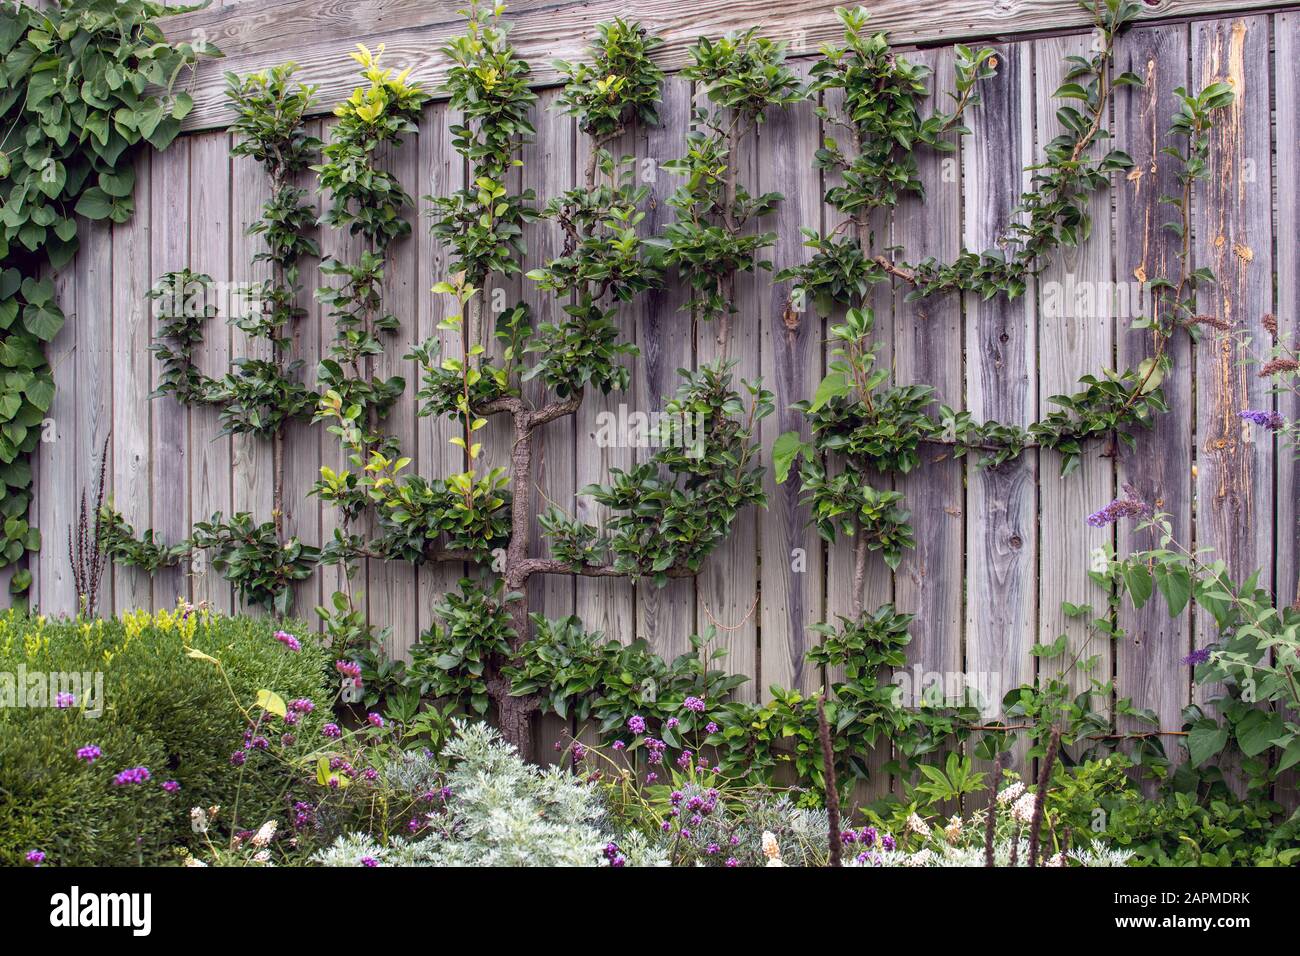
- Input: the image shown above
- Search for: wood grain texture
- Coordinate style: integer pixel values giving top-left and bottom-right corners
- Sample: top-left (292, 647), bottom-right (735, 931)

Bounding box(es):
top-left (760, 61), bottom-right (824, 697)
top-left (188, 131), bottom-right (234, 613)
top-left (1033, 33), bottom-right (1115, 703)
top-left (892, 46), bottom-right (965, 713)
top-left (1113, 22), bottom-right (1193, 766)
top-left (164, 0), bottom-right (1295, 132)
top-left (149, 138), bottom-right (192, 609)
top-left (1191, 16), bottom-right (1273, 722)
top-left (633, 78), bottom-right (696, 659)
top-left (230, 138), bottom-right (274, 616)
top-left (415, 101), bottom-right (467, 635)
top-left (1273, 11), bottom-right (1300, 810)
top-left (111, 151), bottom-right (155, 613)
top-left (36, 242), bottom-right (77, 613)
top-left (963, 40), bottom-right (1036, 779)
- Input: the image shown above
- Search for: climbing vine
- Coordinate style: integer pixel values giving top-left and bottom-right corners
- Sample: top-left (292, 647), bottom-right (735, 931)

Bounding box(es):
top-left (0, 0), bottom-right (217, 599)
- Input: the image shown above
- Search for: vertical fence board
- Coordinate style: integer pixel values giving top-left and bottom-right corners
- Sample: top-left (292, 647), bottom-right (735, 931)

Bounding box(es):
top-left (1034, 33), bottom-right (1115, 703)
top-left (633, 78), bottom-right (696, 659)
top-left (1114, 22), bottom-right (1193, 768)
top-left (149, 139), bottom-right (192, 609)
top-left (415, 102), bottom-right (466, 635)
top-left (760, 61), bottom-right (824, 698)
top-left (1274, 11), bottom-right (1300, 810)
top-left (111, 152), bottom-right (155, 613)
top-left (964, 40), bottom-right (1037, 778)
top-left (1191, 17), bottom-right (1273, 734)
top-left (892, 46), bottom-right (966, 720)
top-left (188, 132), bottom-right (233, 613)
top-left (38, 249), bottom-right (77, 613)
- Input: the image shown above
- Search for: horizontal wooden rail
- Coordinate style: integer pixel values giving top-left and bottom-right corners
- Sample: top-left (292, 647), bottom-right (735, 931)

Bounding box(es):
top-left (162, 0), bottom-right (1297, 131)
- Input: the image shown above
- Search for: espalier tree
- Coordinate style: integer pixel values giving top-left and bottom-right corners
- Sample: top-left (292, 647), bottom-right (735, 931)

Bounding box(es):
top-left (773, 1), bottom-right (1234, 619)
top-left (101, 65), bottom-right (324, 613)
top-left (310, 7), bottom-right (777, 752)
top-left (0, 0), bottom-right (217, 602)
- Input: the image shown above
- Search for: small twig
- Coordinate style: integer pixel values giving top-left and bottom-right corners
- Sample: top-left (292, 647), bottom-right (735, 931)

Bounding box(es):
top-left (984, 752), bottom-right (1002, 867)
top-left (1027, 726), bottom-right (1060, 868)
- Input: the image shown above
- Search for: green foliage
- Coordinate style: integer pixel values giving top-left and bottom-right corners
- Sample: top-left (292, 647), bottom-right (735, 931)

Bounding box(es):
top-left (407, 578), bottom-right (516, 714)
top-left (190, 513), bottom-right (321, 614)
top-left (580, 363), bottom-right (773, 584)
top-left (0, 608), bottom-right (329, 866)
top-left (0, 0), bottom-right (217, 591)
top-left (554, 18), bottom-right (665, 140)
top-left (646, 29), bottom-right (802, 323)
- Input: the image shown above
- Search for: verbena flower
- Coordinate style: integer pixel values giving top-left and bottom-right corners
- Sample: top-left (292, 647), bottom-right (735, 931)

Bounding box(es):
top-left (162, 780), bottom-right (180, 793)
top-left (683, 696), bottom-right (706, 713)
top-left (627, 715), bottom-right (646, 734)
top-left (112, 766), bottom-right (151, 786)
top-left (26, 850), bottom-right (45, 866)
top-left (274, 630), bottom-right (301, 652)
top-left (322, 723), bottom-right (341, 738)
top-left (361, 856), bottom-right (379, 867)
top-left (76, 745), bottom-right (102, 763)
top-left (366, 713), bottom-right (384, 729)
top-left (55, 692), bottom-right (75, 709)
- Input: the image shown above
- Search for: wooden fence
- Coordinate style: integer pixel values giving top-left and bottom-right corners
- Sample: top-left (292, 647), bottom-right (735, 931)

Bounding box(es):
top-left (18, 0), bottom-right (1299, 768)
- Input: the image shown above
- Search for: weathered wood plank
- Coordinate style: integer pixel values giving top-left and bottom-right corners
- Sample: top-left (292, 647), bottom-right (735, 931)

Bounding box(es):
top-left (284, 119), bottom-right (324, 621)
top-left (1034, 32), bottom-right (1115, 705)
top-left (111, 151), bottom-right (156, 614)
top-left (415, 101), bottom-right (467, 635)
top-left (1273, 10), bottom-right (1300, 810)
top-left (522, 89), bottom-right (577, 640)
top-left (633, 78), bottom-right (696, 659)
top-left (367, 134), bottom-right (420, 659)
top-left (693, 83), bottom-right (760, 704)
top-left (1191, 16), bottom-right (1273, 734)
top-left (73, 217), bottom-right (115, 616)
top-left (37, 247), bottom-right (77, 614)
top-left (963, 40), bottom-right (1037, 779)
top-left (760, 61), bottom-right (823, 697)
top-left (892, 46), bottom-right (966, 733)
top-left (165, 0), bottom-right (1298, 133)
top-left (230, 137), bottom-right (275, 616)
top-left (1114, 22), bottom-right (1193, 767)
top-left (188, 132), bottom-right (234, 613)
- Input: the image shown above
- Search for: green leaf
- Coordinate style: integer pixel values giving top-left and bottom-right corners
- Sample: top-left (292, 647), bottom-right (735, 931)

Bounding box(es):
top-left (808, 371), bottom-right (852, 412)
top-left (1187, 721), bottom-right (1228, 767)
top-left (771, 431), bottom-right (805, 484)
top-left (255, 689), bottom-right (287, 718)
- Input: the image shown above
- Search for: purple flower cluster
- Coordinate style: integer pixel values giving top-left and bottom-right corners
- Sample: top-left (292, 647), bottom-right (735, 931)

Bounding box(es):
top-left (289, 698), bottom-right (315, 714)
top-left (627, 714), bottom-right (647, 734)
top-left (162, 780), bottom-right (180, 793)
top-left (603, 842), bottom-right (627, 867)
top-left (274, 630), bottom-right (301, 652)
top-left (1181, 647), bottom-right (1212, 666)
top-left (1239, 409), bottom-right (1285, 430)
top-left (644, 737), bottom-right (666, 765)
top-left (1086, 488), bottom-right (1149, 527)
top-left (26, 850), bottom-right (45, 866)
top-left (361, 856), bottom-right (379, 867)
top-left (291, 800), bottom-right (316, 831)
top-left (112, 766), bottom-right (151, 786)
top-left (76, 745), bottom-right (101, 763)
top-left (322, 723), bottom-right (341, 739)
top-left (683, 696), bottom-right (706, 713)
top-left (55, 692), bottom-right (75, 709)
top-left (366, 712), bottom-right (384, 729)
top-left (230, 751), bottom-right (247, 766)
top-left (336, 660), bottom-right (362, 687)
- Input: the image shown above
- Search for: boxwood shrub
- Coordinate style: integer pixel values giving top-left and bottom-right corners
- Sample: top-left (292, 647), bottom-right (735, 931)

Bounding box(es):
top-left (0, 608), bottom-right (330, 866)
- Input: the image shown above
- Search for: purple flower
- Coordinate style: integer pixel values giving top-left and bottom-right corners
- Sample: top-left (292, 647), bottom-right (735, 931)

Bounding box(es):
top-left (611, 740), bottom-right (626, 751)
top-left (705, 721), bottom-right (719, 734)
top-left (366, 713), bottom-right (384, 729)
top-left (1086, 487), bottom-right (1150, 527)
top-left (661, 821), bottom-right (672, 833)
top-left (335, 660), bottom-right (362, 687)
top-left (572, 742), bottom-right (587, 761)
top-left (162, 780), bottom-right (180, 793)
top-left (26, 850), bottom-right (45, 866)
top-left (683, 696), bottom-right (706, 713)
top-left (666, 717), bottom-right (679, 729)
top-left (1181, 647), bottom-right (1212, 666)
top-left (112, 766), bottom-right (151, 786)
top-left (289, 698), bottom-right (315, 713)
top-left (725, 857), bottom-right (739, 868)
top-left (274, 630), bottom-right (301, 652)
top-left (882, 834), bottom-right (896, 851)
top-left (645, 738), bottom-right (666, 765)
top-left (76, 745), bottom-right (102, 763)
top-left (281, 733), bottom-right (296, 747)
top-left (361, 856), bottom-right (379, 867)
top-left (230, 750), bottom-right (247, 767)
top-left (251, 736), bottom-right (270, 750)
top-left (322, 723), bottom-right (341, 739)
top-left (645, 772), bottom-right (658, 784)
top-left (1239, 409), bottom-right (1285, 430)
top-left (706, 843), bottom-right (720, 855)
top-left (55, 692), bottom-right (75, 709)
top-left (364, 768), bottom-right (379, 781)
top-left (627, 715), bottom-right (646, 734)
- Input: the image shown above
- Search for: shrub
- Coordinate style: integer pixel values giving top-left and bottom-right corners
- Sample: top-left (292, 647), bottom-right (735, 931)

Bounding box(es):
top-left (0, 608), bottom-right (329, 865)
